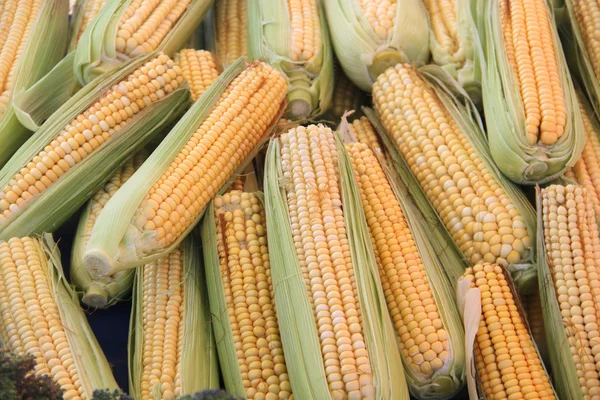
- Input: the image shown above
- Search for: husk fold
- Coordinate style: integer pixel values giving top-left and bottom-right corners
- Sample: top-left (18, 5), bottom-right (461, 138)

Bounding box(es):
top-left (323, 0), bottom-right (430, 92)
top-left (128, 234), bottom-right (220, 398)
top-left (472, 0), bottom-right (585, 184)
top-left (0, 53), bottom-right (191, 240)
top-left (364, 64), bottom-right (538, 294)
top-left (247, 0), bottom-right (333, 120)
top-left (83, 58), bottom-right (286, 277)
top-left (73, 0), bottom-right (212, 85)
top-left (0, 0), bottom-right (69, 168)
top-left (263, 131), bottom-right (409, 399)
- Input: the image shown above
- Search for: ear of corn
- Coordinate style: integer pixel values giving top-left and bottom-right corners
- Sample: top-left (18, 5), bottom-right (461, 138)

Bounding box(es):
top-left (247, 0), bottom-right (334, 120)
top-left (128, 235), bottom-right (220, 399)
top-left (322, 0), bottom-right (430, 92)
top-left (73, 0), bottom-right (212, 85)
top-left (173, 49), bottom-right (221, 101)
top-left (70, 150), bottom-right (147, 309)
top-left (521, 289), bottom-right (550, 368)
top-left (0, 234), bottom-right (119, 398)
top-left (472, 0), bottom-right (584, 184)
top-left (210, 0), bottom-right (248, 69)
top-left (83, 58), bottom-right (287, 277)
top-left (342, 127), bottom-right (466, 399)
top-left (561, 0), bottom-right (600, 118)
top-left (68, 0), bottom-right (109, 51)
top-left (202, 191), bottom-right (293, 399)
top-left (564, 88), bottom-right (600, 218)
top-left (0, 53), bottom-right (190, 240)
top-left (456, 263), bottom-right (556, 400)
top-left (537, 184), bottom-right (600, 399)
top-left (0, 0), bottom-right (69, 168)
top-left (346, 116), bottom-right (383, 157)
top-left (369, 64), bottom-right (538, 292)
top-left (263, 124), bottom-right (408, 399)
top-left (423, 0), bottom-right (480, 105)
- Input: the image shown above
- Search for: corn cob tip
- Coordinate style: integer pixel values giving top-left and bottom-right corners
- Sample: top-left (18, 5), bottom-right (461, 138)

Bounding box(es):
top-left (81, 283), bottom-right (110, 308)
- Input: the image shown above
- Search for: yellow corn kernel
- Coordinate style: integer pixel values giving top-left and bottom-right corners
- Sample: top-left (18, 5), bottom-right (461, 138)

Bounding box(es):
top-left (174, 49), bottom-right (221, 101)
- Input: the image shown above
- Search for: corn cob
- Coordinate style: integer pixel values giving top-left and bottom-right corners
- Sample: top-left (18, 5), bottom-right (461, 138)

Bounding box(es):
top-left (83, 59), bottom-right (287, 276)
top-left (0, 234), bottom-right (119, 399)
top-left (564, 90), bottom-right (600, 216)
top-left (522, 289), bottom-right (550, 367)
top-left (537, 184), bottom-right (600, 399)
top-left (345, 139), bottom-right (465, 398)
top-left (68, 0), bottom-right (109, 50)
top-left (371, 63), bottom-right (537, 290)
top-left (457, 264), bottom-right (556, 400)
top-left (247, 0), bottom-right (333, 120)
top-left (0, 53), bottom-right (189, 240)
top-left (214, 0), bottom-right (248, 68)
top-left (129, 235), bottom-right (219, 399)
top-left (323, 0), bottom-right (430, 92)
top-left (326, 70), bottom-right (366, 125)
top-left (174, 49), bottom-right (221, 101)
top-left (263, 124), bottom-right (408, 398)
top-left (472, 0), bottom-right (584, 183)
top-left (0, 0), bottom-right (69, 168)
top-left (70, 151), bottom-right (147, 309)
top-left (74, 0), bottom-right (212, 85)
top-left (202, 191), bottom-right (293, 399)
top-left (422, 0), bottom-right (479, 103)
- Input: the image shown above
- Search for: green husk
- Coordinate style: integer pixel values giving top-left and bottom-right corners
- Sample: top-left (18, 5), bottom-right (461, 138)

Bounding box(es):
top-left (0, 53), bottom-right (191, 240)
top-left (535, 185), bottom-right (590, 400)
top-left (247, 0), bottom-right (333, 120)
top-left (70, 152), bottom-right (147, 309)
top-left (472, 0), bottom-right (585, 184)
top-left (426, 0), bottom-right (480, 105)
top-left (0, 234), bottom-right (120, 396)
top-left (263, 129), bottom-right (409, 399)
top-left (128, 235), bottom-right (220, 398)
top-left (364, 64), bottom-right (538, 293)
top-left (83, 58), bottom-right (286, 277)
top-left (68, 0), bottom-right (108, 51)
top-left (323, 0), bottom-right (430, 92)
top-left (0, 0), bottom-right (69, 168)
top-left (340, 122), bottom-right (466, 399)
top-left (73, 0), bottom-right (212, 85)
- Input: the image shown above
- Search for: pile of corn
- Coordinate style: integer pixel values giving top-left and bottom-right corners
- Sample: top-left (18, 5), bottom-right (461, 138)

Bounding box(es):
top-left (2, 0), bottom-right (600, 399)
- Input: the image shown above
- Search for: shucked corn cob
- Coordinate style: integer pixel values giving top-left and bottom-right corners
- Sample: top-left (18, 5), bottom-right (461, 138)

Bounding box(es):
top-left (70, 151), bottom-right (147, 309)
top-left (565, 90), bottom-right (600, 216)
top-left (323, 0), bottom-right (430, 92)
top-left (457, 264), bottom-right (556, 400)
top-left (522, 289), bottom-right (550, 367)
top-left (174, 49), bottom-right (221, 101)
top-left (0, 0), bottom-right (69, 167)
top-left (0, 53), bottom-right (190, 240)
top-left (203, 191), bottom-right (293, 399)
top-left (214, 0), bottom-right (248, 68)
top-left (345, 138), bottom-right (465, 398)
top-left (248, 0), bottom-right (334, 120)
top-left (538, 184), bottom-right (600, 399)
top-left (473, 0), bottom-right (584, 183)
top-left (371, 63), bottom-right (537, 289)
top-left (129, 236), bottom-right (219, 399)
top-left (264, 124), bottom-right (408, 399)
top-left (0, 235), bottom-right (119, 399)
top-left (422, 0), bottom-right (479, 103)
top-left (84, 59), bottom-right (287, 276)
top-left (74, 0), bottom-right (212, 84)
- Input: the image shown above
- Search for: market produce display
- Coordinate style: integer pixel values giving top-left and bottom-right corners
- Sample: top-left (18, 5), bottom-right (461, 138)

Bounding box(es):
top-left (3, 0), bottom-right (600, 399)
